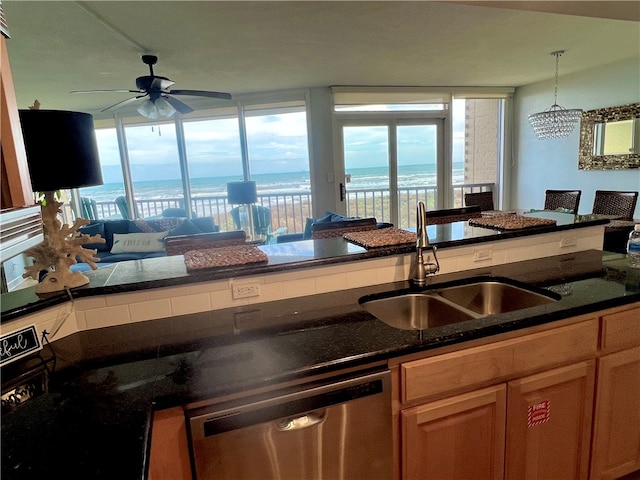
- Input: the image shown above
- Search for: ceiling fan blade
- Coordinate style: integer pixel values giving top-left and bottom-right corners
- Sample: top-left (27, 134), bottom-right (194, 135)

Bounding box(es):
top-left (101, 95), bottom-right (147, 112)
top-left (164, 95), bottom-right (194, 115)
top-left (71, 89), bottom-right (144, 94)
top-left (168, 89), bottom-right (232, 100)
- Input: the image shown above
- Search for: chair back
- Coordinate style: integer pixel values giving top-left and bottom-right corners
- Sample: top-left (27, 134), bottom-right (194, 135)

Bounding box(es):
top-left (592, 190), bottom-right (638, 220)
top-left (425, 205), bottom-right (482, 225)
top-left (464, 191), bottom-right (494, 211)
top-left (544, 189), bottom-right (582, 213)
top-left (115, 196), bottom-right (132, 219)
top-left (230, 204), bottom-right (272, 236)
top-left (311, 218), bottom-right (377, 239)
top-left (80, 197), bottom-right (99, 220)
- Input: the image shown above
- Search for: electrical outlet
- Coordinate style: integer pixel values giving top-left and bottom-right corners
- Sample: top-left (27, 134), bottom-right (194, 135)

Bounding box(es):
top-left (232, 282), bottom-right (261, 299)
top-left (474, 249), bottom-right (492, 262)
top-left (560, 235), bottom-right (577, 248)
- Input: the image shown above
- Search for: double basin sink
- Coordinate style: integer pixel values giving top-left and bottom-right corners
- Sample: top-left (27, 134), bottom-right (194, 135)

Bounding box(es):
top-left (359, 276), bottom-right (560, 330)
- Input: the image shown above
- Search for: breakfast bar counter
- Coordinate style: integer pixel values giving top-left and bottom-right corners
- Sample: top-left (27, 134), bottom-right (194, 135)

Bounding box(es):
top-left (1, 246), bottom-right (638, 479)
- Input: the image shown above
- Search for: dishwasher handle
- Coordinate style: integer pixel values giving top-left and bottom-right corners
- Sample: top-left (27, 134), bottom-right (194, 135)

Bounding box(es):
top-left (276, 410), bottom-right (327, 431)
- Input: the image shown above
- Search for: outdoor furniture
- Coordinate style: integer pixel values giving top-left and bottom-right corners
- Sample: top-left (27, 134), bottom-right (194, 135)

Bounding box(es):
top-left (425, 205), bottom-right (482, 225)
top-left (80, 197), bottom-right (99, 220)
top-left (544, 189), bottom-right (582, 213)
top-left (592, 190), bottom-right (638, 220)
top-left (311, 217), bottom-right (377, 239)
top-left (464, 191), bottom-right (494, 211)
top-left (230, 204), bottom-right (287, 243)
top-left (115, 196), bottom-right (132, 219)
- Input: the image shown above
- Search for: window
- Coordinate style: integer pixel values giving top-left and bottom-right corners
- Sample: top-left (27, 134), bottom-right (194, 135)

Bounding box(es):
top-left (79, 95), bottom-right (312, 236)
top-left (335, 89), bottom-right (508, 226)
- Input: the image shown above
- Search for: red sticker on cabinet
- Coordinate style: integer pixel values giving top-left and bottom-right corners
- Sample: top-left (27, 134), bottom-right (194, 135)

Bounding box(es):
top-left (527, 400), bottom-right (550, 427)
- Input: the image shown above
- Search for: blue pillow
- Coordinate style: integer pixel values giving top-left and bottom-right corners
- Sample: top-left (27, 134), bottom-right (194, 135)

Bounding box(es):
top-left (191, 217), bottom-right (218, 233)
top-left (168, 219), bottom-right (202, 237)
top-left (79, 222), bottom-right (109, 252)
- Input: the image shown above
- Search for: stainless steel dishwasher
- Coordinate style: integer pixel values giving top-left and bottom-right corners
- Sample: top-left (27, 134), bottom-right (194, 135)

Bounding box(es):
top-left (186, 368), bottom-right (392, 480)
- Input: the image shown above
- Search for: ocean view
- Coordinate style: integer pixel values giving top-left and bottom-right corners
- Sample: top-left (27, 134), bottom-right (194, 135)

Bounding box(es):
top-left (81, 163), bottom-right (465, 203)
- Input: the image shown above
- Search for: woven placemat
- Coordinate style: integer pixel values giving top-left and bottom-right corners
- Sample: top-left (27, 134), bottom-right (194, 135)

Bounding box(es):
top-left (343, 227), bottom-right (417, 248)
top-left (184, 245), bottom-right (268, 271)
top-left (469, 214), bottom-right (556, 230)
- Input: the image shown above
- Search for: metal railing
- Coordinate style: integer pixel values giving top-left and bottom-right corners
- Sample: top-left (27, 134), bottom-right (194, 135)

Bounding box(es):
top-left (90, 183), bottom-right (494, 233)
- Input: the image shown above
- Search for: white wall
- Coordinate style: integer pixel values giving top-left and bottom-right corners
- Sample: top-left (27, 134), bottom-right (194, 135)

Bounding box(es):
top-left (512, 57), bottom-right (640, 218)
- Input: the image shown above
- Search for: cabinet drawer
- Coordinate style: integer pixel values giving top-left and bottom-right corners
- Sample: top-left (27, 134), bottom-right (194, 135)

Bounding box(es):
top-left (401, 319), bottom-right (599, 404)
top-left (601, 306), bottom-right (640, 354)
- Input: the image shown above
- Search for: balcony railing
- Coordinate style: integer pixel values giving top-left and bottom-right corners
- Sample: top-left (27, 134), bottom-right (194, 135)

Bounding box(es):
top-left (89, 183), bottom-right (494, 233)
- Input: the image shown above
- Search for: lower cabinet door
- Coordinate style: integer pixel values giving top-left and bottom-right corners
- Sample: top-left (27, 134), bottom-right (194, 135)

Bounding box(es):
top-left (401, 384), bottom-right (506, 480)
top-left (591, 346), bottom-right (640, 480)
top-left (505, 361), bottom-right (595, 480)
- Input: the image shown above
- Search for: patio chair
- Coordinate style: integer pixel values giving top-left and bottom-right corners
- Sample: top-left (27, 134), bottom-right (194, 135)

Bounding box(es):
top-left (464, 191), bottom-right (495, 211)
top-left (115, 196), bottom-right (132, 219)
top-left (592, 190), bottom-right (638, 220)
top-left (544, 189), bottom-right (582, 213)
top-left (231, 204), bottom-right (283, 243)
top-left (80, 197), bottom-right (99, 220)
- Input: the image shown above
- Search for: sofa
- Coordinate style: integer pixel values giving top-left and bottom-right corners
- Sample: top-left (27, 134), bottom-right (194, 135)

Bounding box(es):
top-left (73, 217), bottom-right (219, 270)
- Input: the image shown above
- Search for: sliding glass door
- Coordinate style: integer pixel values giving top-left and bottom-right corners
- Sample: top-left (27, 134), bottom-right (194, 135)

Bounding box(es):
top-left (340, 119), bottom-right (443, 228)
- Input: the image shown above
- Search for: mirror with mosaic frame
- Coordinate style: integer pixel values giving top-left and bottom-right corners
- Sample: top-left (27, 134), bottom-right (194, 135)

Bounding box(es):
top-left (578, 102), bottom-right (640, 170)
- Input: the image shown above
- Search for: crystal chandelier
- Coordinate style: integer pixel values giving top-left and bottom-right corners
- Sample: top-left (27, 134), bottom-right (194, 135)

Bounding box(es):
top-left (528, 50), bottom-right (582, 139)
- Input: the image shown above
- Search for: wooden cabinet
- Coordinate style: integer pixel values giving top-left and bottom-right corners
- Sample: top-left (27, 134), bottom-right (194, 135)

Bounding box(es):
top-left (393, 308), bottom-right (640, 480)
top-left (1, 35), bottom-right (34, 209)
top-left (401, 384), bottom-right (506, 480)
top-left (148, 407), bottom-right (192, 480)
top-left (399, 361), bottom-right (596, 480)
top-left (505, 361), bottom-right (595, 480)
top-left (591, 306), bottom-right (640, 480)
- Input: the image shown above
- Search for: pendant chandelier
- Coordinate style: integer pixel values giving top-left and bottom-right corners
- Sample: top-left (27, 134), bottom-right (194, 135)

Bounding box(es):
top-left (528, 50), bottom-right (582, 139)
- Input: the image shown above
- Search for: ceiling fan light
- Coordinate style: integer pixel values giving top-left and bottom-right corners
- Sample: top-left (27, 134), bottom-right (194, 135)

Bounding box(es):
top-left (155, 97), bottom-right (176, 117)
top-left (137, 99), bottom-right (159, 120)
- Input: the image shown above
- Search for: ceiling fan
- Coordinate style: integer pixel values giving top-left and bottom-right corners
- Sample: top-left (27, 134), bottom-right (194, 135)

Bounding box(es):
top-left (71, 54), bottom-right (232, 119)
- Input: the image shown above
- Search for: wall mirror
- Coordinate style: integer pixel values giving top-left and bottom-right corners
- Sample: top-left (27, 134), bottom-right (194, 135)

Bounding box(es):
top-left (578, 102), bottom-right (640, 170)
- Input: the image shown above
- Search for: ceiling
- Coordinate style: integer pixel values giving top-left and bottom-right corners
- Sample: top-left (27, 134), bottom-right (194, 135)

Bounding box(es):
top-left (3, 1), bottom-right (639, 120)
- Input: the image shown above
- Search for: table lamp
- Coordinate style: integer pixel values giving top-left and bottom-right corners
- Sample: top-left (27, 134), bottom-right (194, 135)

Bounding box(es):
top-left (18, 109), bottom-right (106, 294)
top-left (227, 181), bottom-right (257, 241)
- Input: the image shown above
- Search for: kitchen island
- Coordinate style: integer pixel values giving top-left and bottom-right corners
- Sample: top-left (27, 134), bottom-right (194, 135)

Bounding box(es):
top-left (1, 213), bottom-right (638, 479)
top-left (1, 248), bottom-right (639, 479)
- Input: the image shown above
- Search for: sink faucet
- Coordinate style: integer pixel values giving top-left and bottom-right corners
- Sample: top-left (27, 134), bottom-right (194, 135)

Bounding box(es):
top-left (413, 201), bottom-right (440, 286)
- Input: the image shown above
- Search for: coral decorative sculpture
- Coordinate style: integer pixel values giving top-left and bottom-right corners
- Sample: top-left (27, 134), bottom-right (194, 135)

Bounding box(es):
top-left (23, 192), bottom-right (105, 294)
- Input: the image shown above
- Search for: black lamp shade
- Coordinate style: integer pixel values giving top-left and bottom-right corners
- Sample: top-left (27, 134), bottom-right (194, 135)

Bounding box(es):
top-left (18, 109), bottom-right (103, 192)
top-left (227, 181), bottom-right (257, 204)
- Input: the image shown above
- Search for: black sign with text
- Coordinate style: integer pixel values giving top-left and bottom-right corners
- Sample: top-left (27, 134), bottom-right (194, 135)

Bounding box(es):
top-left (0, 326), bottom-right (42, 366)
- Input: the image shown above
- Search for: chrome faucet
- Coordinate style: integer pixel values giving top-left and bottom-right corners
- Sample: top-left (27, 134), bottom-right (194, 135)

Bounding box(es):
top-left (413, 201), bottom-right (440, 286)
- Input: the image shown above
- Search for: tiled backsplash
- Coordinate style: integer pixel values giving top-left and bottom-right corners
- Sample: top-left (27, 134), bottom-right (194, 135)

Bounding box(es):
top-left (1, 226), bottom-right (604, 341)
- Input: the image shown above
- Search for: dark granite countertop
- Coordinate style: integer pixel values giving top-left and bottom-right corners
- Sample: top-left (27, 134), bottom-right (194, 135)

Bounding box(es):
top-left (1, 248), bottom-right (639, 480)
top-left (1, 211), bottom-right (610, 322)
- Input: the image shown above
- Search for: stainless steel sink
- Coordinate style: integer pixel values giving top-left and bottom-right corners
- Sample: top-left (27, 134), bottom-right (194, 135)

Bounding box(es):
top-left (435, 280), bottom-right (557, 316)
top-left (360, 293), bottom-right (477, 330)
top-left (359, 277), bottom-right (559, 330)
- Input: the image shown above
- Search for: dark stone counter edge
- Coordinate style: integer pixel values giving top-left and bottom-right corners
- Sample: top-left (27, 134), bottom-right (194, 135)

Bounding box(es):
top-left (1, 216), bottom-right (610, 322)
top-left (2, 249), bottom-right (638, 480)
